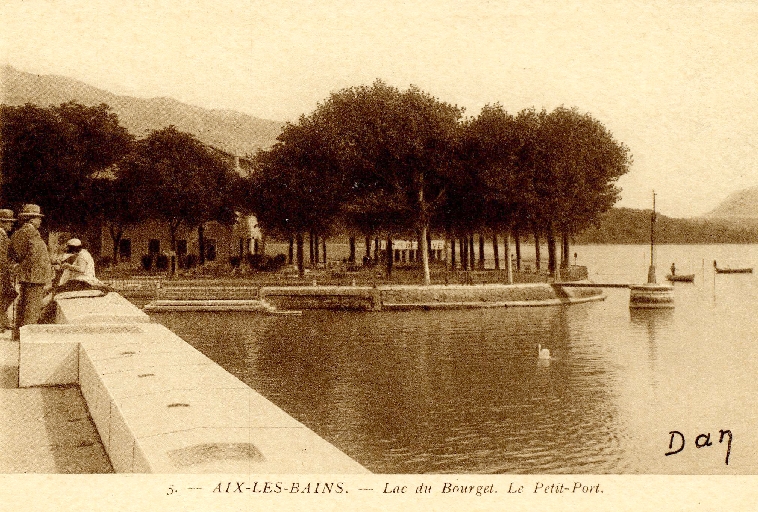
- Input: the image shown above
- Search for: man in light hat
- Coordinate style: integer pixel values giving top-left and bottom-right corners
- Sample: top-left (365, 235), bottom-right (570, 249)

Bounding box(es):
top-left (55, 238), bottom-right (97, 291)
top-left (8, 204), bottom-right (52, 339)
top-left (0, 209), bottom-right (18, 331)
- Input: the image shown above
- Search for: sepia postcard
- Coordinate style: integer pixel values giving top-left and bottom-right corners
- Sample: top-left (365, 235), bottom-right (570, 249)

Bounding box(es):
top-left (2, 1), bottom-right (758, 510)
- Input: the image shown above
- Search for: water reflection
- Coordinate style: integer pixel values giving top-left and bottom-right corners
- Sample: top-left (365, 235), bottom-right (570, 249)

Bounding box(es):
top-left (629, 308), bottom-right (674, 381)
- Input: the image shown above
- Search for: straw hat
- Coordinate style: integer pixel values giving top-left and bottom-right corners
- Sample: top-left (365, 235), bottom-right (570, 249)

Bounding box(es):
top-left (66, 238), bottom-right (82, 248)
top-left (0, 209), bottom-right (15, 222)
top-left (18, 204), bottom-right (44, 218)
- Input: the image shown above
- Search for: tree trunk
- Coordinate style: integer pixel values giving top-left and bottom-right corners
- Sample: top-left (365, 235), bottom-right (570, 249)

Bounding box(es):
top-left (169, 223), bottom-right (179, 253)
top-left (534, 232), bottom-right (541, 271)
top-left (478, 234), bottom-right (485, 269)
top-left (198, 223), bottom-right (205, 264)
top-left (314, 234), bottom-right (319, 265)
top-left (322, 238), bottom-right (327, 267)
top-left (109, 225), bottom-right (123, 264)
top-left (296, 232), bottom-right (304, 277)
top-left (547, 226), bottom-right (556, 276)
top-left (562, 232), bottom-right (570, 269)
top-left (421, 224), bottom-right (431, 284)
top-left (288, 237), bottom-right (294, 265)
top-left (492, 233), bottom-right (499, 270)
top-left (460, 238), bottom-right (467, 270)
top-left (469, 235), bottom-right (475, 270)
top-left (374, 237), bottom-right (380, 263)
top-left (449, 237), bottom-right (456, 270)
top-left (505, 231), bottom-right (513, 284)
top-left (169, 222), bottom-right (179, 276)
top-left (309, 231), bottom-right (314, 266)
top-left (385, 235), bottom-right (393, 278)
top-left (111, 235), bottom-right (120, 264)
top-left (349, 236), bottom-right (356, 264)
top-left (365, 236), bottom-right (371, 264)
top-left (427, 230), bottom-right (432, 262)
top-left (515, 230), bottom-right (521, 271)
top-left (86, 221), bottom-right (103, 261)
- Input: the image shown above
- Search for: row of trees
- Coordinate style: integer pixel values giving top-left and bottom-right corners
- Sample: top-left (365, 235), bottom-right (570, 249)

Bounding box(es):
top-left (2, 82), bottom-right (632, 284)
top-left (250, 80), bottom-right (632, 282)
top-left (1, 102), bottom-right (242, 263)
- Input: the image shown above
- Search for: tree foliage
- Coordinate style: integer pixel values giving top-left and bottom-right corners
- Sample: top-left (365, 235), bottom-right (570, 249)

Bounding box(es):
top-left (120, 126), bottom-right (240, 251)
top-left (249, 80), bottom-right (463, 281)
top-left (0, 102), bottom-right (133, 229)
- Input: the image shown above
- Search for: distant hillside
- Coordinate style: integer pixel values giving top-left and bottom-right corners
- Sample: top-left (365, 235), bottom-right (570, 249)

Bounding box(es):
top-left (706, 186), bottom-right (758, 219)
top-left (1, 65), bottom-right (283, 156)
top-left (576, 207), bottom-right (758, 244)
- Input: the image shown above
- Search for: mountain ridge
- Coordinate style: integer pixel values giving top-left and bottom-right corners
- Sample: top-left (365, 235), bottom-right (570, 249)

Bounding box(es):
top-left (705, 185), bottom-right (758, 219)
top-left (1, 64), bottom-right (283, 156)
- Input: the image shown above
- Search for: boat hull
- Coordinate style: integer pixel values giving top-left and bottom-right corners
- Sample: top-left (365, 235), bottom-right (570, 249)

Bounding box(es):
top-left (715, 268), bottom-right (753, 274)
top-left (666, 274), bottom-right (695, 282)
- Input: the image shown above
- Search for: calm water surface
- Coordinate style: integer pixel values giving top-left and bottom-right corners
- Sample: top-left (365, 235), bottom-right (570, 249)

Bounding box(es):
top-left (152, 245), bottom-right (758, 474)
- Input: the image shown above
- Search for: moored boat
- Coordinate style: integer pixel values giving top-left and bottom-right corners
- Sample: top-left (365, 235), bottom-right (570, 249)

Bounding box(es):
top-left (666, 274), bottom-right (695, 282)
top-left (713, 261), bottom-right (753, 274)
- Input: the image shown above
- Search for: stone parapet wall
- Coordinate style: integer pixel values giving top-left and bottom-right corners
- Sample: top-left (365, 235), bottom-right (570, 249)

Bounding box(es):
top-left (260, 286), bottom-right (380, 311)
top-left (18, 292), bottom-right (369, 474)
top-left (258, 282), bottom-right (604, 311)
top-left (379, 283), bottom-right (557, 306)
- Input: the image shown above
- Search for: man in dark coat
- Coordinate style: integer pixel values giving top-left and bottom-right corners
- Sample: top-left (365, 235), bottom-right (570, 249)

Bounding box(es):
top-left (0, 209), bottom-right (17, 332)
top-left (8, 204), bottom-right (51, 340)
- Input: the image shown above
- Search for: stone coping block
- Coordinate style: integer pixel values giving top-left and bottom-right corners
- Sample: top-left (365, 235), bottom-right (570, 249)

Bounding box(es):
top-left (1, 340), bottom-right (18, 367)
top-left (55, 292), bottom-right (150, 324)
top-left (19, 338), bottom-right (79, 387)
top-left (23, 319), bottom-right (368, 474)
top-left (136, 426), bottom-right (365, 473)
top-left (18, 324), bottom-right (172, 387)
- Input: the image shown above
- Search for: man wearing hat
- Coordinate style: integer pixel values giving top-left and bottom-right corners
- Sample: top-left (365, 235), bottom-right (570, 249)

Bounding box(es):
top-left (56, 238), bottom-right (97, 290)
top-left (0, 209), bottom-right (18, 331)
top-left (8, 204), bottom-right (52, 338)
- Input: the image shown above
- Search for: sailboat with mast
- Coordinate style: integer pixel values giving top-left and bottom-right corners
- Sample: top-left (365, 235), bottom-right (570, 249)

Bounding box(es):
top-left (629, 192), bottom-right (675, 308)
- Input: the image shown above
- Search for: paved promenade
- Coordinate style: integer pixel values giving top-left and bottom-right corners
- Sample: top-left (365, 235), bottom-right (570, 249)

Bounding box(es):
top-left (0, 331), bottom-right (112, 473)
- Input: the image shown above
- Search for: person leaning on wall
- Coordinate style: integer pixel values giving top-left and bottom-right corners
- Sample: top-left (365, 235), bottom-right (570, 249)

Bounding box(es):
top-left (0, 209), bottom-right (18, 333)
top-left (8, 204), bottom-right (52, 340)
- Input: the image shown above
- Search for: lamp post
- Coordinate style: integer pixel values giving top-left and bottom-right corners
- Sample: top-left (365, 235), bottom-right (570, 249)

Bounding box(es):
top-left (647, 191), bottom-right (657, 284)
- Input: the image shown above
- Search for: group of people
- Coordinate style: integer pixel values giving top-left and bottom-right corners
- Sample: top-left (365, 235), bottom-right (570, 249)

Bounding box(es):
top-left (1, 204), bottom-right (100, 340)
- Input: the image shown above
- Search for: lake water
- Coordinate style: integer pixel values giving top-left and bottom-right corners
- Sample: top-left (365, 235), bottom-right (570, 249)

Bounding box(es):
top-left (151, 244), bottom-right (758, 474)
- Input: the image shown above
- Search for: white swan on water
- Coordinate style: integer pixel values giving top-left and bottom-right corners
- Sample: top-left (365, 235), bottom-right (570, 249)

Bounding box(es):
top-left (538, 344), bottom-right (551, 360)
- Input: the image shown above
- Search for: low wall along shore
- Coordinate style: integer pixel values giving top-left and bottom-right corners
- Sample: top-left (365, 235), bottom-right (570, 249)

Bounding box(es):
top-left (17, 292), bottom-right (368, 474)
top-left (259, 282), bottom-right (605, 311)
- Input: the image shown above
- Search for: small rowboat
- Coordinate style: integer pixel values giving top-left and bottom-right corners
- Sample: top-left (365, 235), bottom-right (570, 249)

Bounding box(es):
top-left (666, 274), bottom-right (695, 282)
top-left (714, 267), bottom-right (753, 274)
top-left (713, 261), bottom-right (753, 274)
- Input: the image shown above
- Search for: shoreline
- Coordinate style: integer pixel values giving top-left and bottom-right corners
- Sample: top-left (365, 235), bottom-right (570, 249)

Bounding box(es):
top-left (140, 282), bottom-right (606, 312)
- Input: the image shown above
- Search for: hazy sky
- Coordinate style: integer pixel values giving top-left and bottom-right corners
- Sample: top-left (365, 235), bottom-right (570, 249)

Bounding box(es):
top-left (2, 0), bottom-right (758, 217)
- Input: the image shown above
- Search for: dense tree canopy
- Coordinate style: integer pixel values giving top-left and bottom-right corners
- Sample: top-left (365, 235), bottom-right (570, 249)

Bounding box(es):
top-left (250, 80), bottom-right (463, 280)
top-left (249, 84), bottom-right (631, 282)
top-left (0, 102), bottom-right (133, 230)
top-left (119, 126), bottom-right (240, 252)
